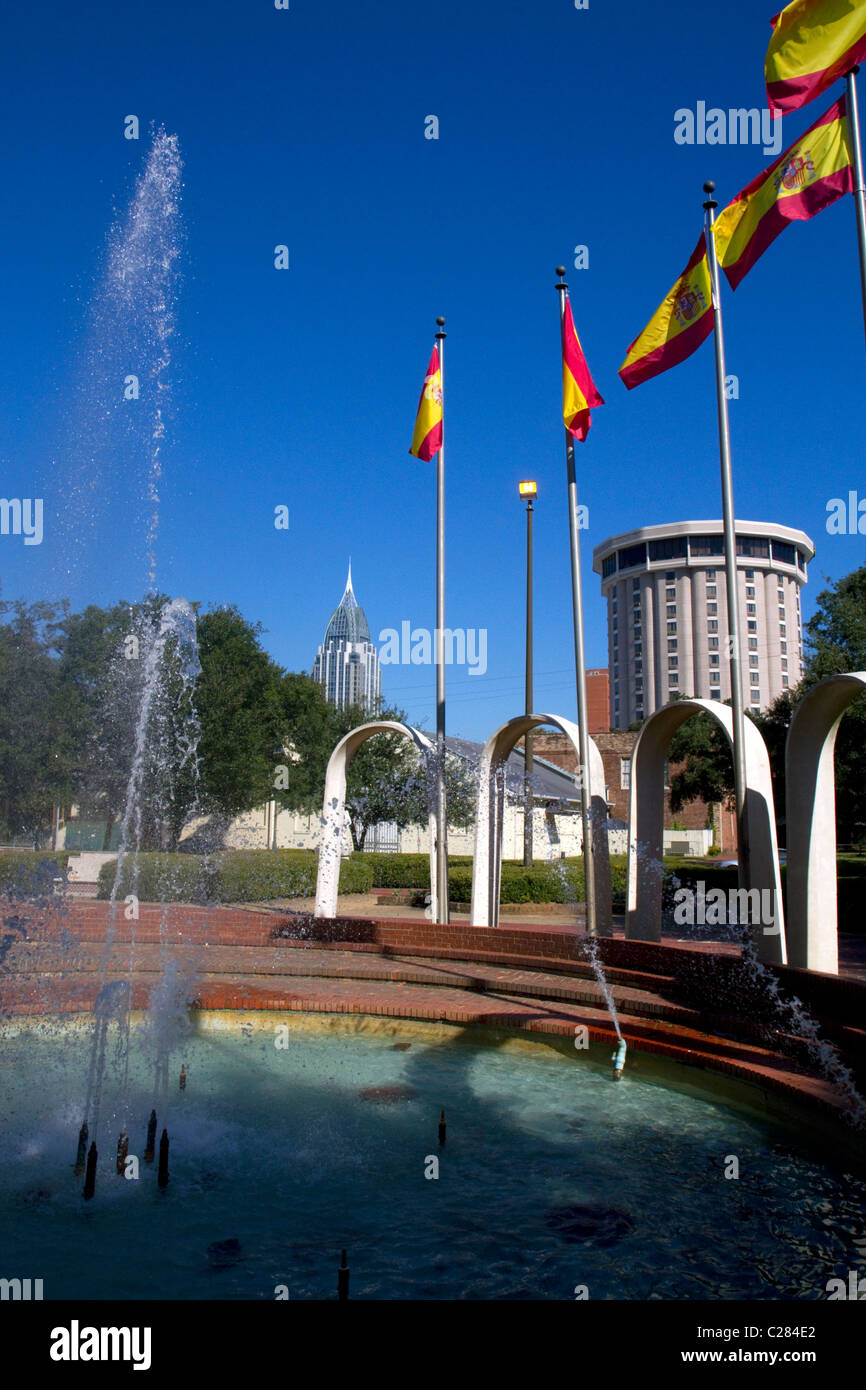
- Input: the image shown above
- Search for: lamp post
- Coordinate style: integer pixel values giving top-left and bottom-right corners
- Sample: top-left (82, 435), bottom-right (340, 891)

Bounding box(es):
top-left (519, 480), bottom-right (537, 866)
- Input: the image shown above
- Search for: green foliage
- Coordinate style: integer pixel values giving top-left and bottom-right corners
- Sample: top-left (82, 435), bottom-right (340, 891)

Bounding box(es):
top-left (96, 850), bottom-right (372, 903)
top-left (194, 605), bottom-right (289, 820)
top-left (0, 851), bottom-right (69, 895)
top-left (0, 599), bottom-right (78, 843)
top-left (667, 706), bottom-right (734, 812)
top-left (358, 852), bottom-right (472, 887)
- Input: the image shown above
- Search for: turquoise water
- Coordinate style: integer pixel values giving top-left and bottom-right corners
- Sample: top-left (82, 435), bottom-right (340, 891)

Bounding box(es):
top-left (1, 1018), bottom-right (864, 1300)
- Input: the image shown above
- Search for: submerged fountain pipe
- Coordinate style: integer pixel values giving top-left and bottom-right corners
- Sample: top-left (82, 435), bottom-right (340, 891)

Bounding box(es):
top-left (338, 1249), bottom-right (350, 1302)
top-left (144, 1110), bottom-right (157, 1163)
top-left (157, 1129), bottom-right (170, 1189)
top-left (74, 1121), bottom-right (89, 1175)
top-left (83, 1142), bottom-right (98, 1200)
top-left (612, 1038), bottom-right (627, 1080)
top-left (116, 1131), bottom-right (129, 1175)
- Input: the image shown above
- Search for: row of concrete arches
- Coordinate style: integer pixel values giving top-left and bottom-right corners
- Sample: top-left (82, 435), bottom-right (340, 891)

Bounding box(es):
top-left (313, 675), bottom-right (866, 974)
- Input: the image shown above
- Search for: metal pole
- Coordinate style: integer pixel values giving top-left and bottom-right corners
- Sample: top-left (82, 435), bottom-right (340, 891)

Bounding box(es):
top-left (703, 184), bottom-right (750, 888)
top-left (434, 316), bottom-right (449, 923)
top-left (846, 68), bottom-right (866, 352)
top-left (555, 268), bottom-right (597, 936)
top-left (524, 495), bottom-right (534, 867)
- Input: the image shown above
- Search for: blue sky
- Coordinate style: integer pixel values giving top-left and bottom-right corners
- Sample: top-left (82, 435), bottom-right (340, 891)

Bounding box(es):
top-left (0, 0), bottom-right (863, 741)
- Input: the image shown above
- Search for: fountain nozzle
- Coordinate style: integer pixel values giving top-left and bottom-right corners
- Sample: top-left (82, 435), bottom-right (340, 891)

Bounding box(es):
top-left (612, 1038), bottom-right (627, 1080)
top-left (74, 1120), bottom-right (88, 1175)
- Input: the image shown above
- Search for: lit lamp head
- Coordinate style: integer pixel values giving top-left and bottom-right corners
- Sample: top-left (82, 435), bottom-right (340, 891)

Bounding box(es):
top-left (518, 480), bottom-right (537, 504)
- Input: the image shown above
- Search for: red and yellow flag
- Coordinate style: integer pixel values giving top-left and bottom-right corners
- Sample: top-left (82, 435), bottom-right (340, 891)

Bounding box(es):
top-left (714, 95), bottom-right (854, 289)
top-left (618, 238), bottom-right (715, 390)
top-left (765, 0), bottom-right (866, 115)
top-left (562, 298), bottom-right (604, 441)
top-left (409, 347), bottom-right (443, 461)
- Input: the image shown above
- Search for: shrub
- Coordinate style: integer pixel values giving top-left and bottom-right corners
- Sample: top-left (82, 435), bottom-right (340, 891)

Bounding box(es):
top-left (0, 851), bottom-right (69, 898)
top-left (96, 851), bottom-right (373, 903)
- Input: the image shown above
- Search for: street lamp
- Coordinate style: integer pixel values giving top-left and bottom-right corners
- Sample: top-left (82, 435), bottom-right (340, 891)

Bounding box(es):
top-left (519, 481), bottom-right (537, 865)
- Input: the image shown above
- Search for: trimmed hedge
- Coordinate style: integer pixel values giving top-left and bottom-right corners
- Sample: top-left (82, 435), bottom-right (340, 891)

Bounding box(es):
top-left (0, 851), bottom-right (69, 897)
top-left (357, 852), bottom-right (472, 888)
top-left (96, 851), bottom-right (372, 904)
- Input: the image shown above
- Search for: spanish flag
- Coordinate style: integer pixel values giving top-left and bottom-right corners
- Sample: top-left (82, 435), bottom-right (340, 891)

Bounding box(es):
top-left (714, 96), bottom-right (854, 290)
top-left (618, 238), bottom-right (715, 390)
top-left (409, 347), bottom-right (443, 461)
top-left (765, 0), bottom-right (866, 115)
top-left (562, 297), bottom-right (604, 441)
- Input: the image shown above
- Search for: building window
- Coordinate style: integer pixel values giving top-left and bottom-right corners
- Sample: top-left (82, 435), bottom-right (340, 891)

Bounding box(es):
top-left (665, 571), bottom-right (676, 581)
top-left (746, 585), bottom-right (755, 599)
top-left (710, 689), bottom-right (721, 699)
top-left (781, 657), bottom-right (788, 669)
top-left (668, 638), bottom-right (678, 651)
top-left (707, 602), bottom-right (718, 615)
top-left (780, 640), bottom-right (787, 653)
top-left (749, 655), bottom-right (759, 668)
top-left (750, 687), bottom-right (761, 701)
top-left (707, 619), bottom-right (718, 633)
top-left (747, 603), bottom-right (756, 615)
top-left (782, 676), bottom-right (789, 687)
top-left (669, 657), bottom-right (679, 669)
top-left (620, 758), bottom-right (630, 789)
top-left (635, 677), bottom-right (643, 690)
top-left (706, 584), bottom-right (717, 597)
top-left (745, 569), bottom-right (755, 579)
top-left (634, 661), bottom-right (643, 674)
top-left (706, 568), bottom-right (717, 579)
top-left (613, 681), bottom-right (619, 694)
top-left (612, 618), bottom-right (618, 631)
top-left (634, 642), bottom-right (642, 655)
top-left (668, 676), bottom-right (679, 689)
top-left (748, 620), bottom-right (757, 632)
top-left (709, 654), bottom-right (720, 666)
top-left (666, 604), bottom-right (677, 618)
top-left (709, 671), bottom-right (720, 685)
top-left (614, 697), bottom-right (620, 711)
top-left (667, 621), bottom-right (677, 634)
top-left (632, 578), bottom-right (640, 590)
top-left (708, 636), bottom-right (719, 649)
top-left (748, 637), bottom-right (758, 649)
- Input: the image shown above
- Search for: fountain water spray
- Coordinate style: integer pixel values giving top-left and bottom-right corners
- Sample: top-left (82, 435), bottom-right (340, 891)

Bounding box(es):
top-left (52, 129), bottom-right (183, 596)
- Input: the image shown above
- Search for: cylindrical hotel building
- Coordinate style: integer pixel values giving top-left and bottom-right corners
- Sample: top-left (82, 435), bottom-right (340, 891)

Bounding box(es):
top-left (592, 520), bottom-right (815, 729)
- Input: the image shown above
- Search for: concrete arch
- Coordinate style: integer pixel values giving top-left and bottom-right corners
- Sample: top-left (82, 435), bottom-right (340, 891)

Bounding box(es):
top-left (785, 673), bottom-right (866, 973)
top-left (626, 698), bottom-right (785, 963)
top-left (470, 713), bottom-right (611, 932)
top-left (314, 721), bottom-right (439, 921)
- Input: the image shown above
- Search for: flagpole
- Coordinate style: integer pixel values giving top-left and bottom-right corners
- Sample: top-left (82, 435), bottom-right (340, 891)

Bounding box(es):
top-left (434, 316), bottom-right (449, 924)
top-left (702, 184), bottom-right (750, 890)
top-left (555, 267), bottom-right (597, 938)
top-left (846, 67), bottom-right (866, 351)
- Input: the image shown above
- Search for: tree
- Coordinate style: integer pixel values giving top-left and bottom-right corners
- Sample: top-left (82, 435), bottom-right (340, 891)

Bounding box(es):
top-left (667, 707), bottom-right (734, 814)
top-left (330, 702), bottom-right (477, 851)
top-left (799, 565), bottom-right (866, 843)
top-left (193, 608), bottom-right (337, 839)
top-left (194, 605), bottom-right (287, 822)
top-left (0, 598), bottom-right (77, 844)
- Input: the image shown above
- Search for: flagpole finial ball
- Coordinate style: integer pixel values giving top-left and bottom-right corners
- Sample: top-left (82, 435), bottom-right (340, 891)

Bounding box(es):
top-left (703, 180), bottom-right (715, 194)
top-left (436, 316), bottom-right (445, 327)
top-left (556, 266), bottom-right (566, 277)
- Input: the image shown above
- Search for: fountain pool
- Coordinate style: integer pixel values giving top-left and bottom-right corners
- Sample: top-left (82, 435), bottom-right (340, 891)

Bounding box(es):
top-left (2, 1013), bottom-right (864, 1301)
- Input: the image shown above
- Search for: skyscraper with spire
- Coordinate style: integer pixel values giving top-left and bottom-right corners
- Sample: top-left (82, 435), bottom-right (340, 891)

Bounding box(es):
top-left (312, 562), bottom-right (382, 710)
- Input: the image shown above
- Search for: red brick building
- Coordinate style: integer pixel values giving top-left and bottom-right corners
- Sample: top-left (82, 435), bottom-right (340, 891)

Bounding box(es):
top-left (531, 725), bottom-right (737, 854)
